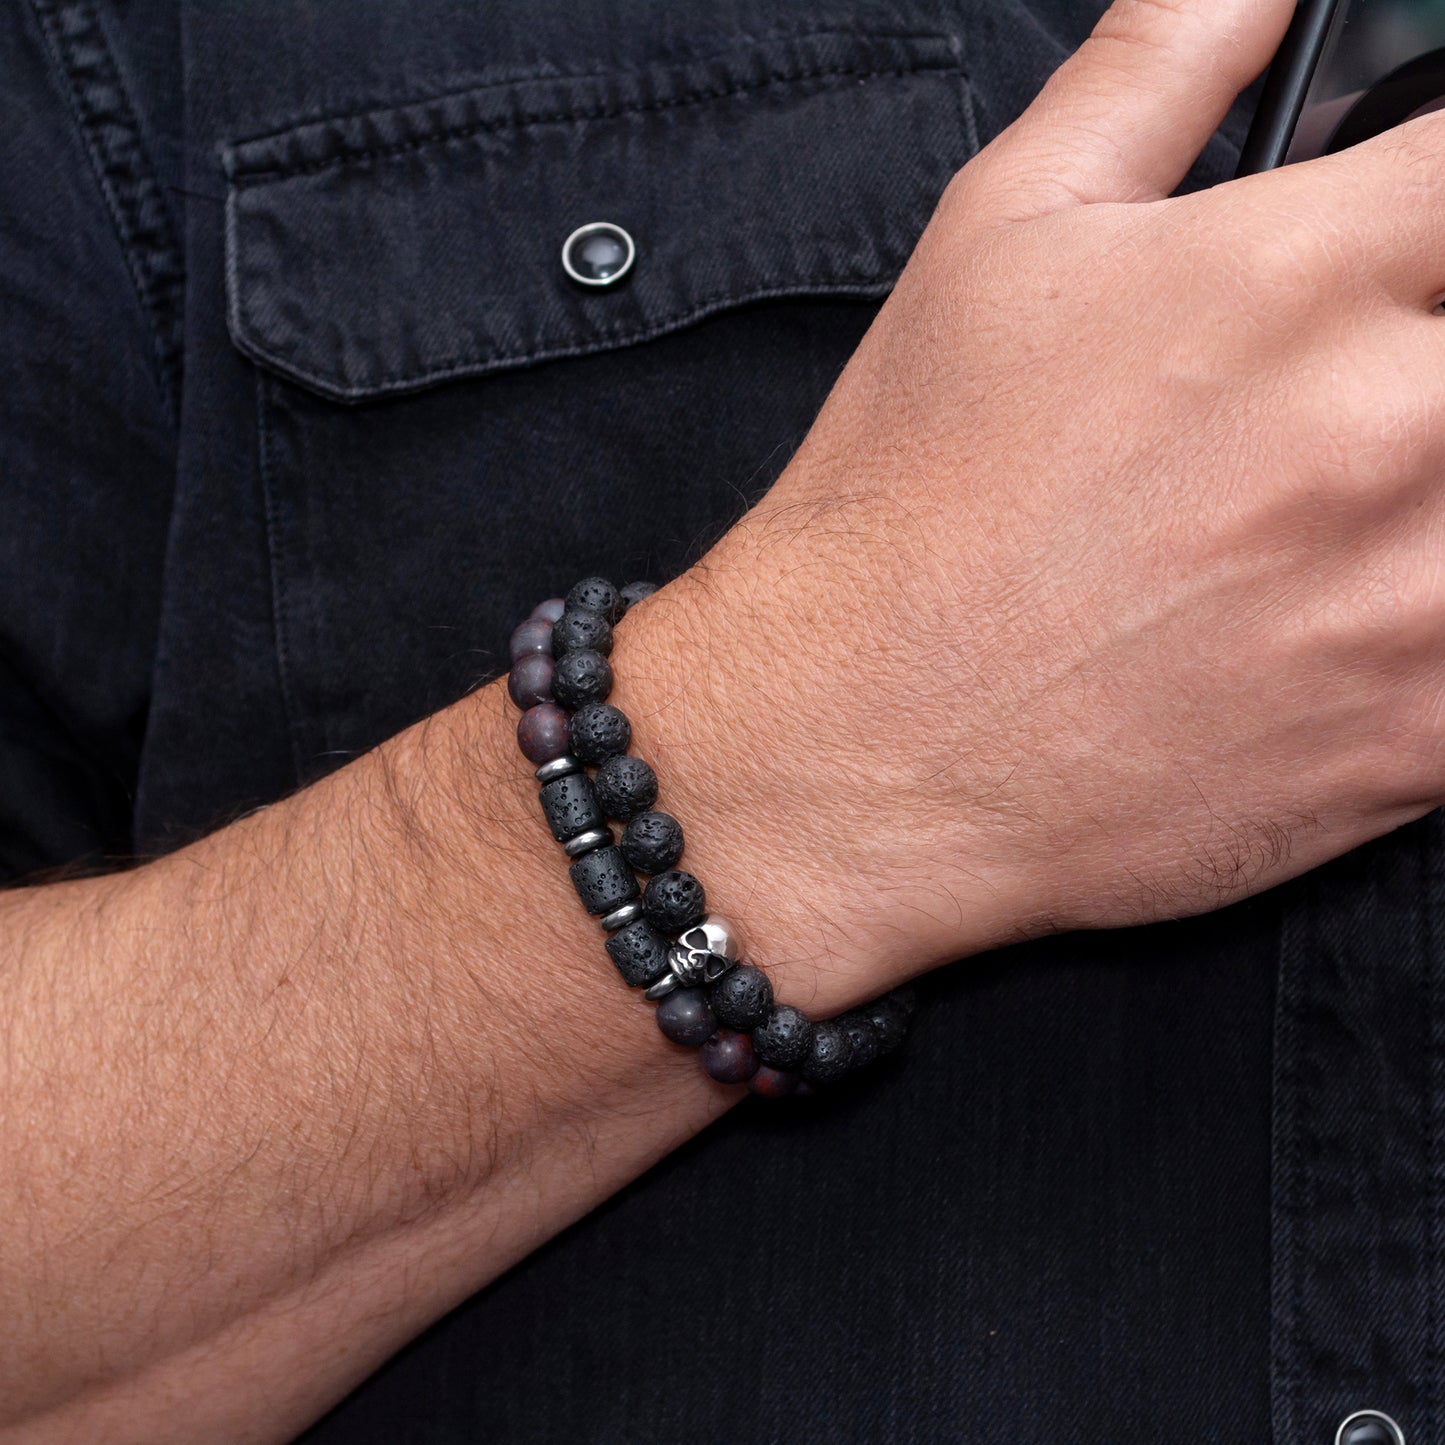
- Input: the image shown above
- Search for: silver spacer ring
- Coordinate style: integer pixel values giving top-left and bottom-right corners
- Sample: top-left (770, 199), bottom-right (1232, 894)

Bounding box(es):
top-left (563, 828), bottom-right (612, 859)
top-left (535, 755), bottom-right (583, 784)
top-left (600, 900), bottom-right (645, 932)
top-left (644, 973), bottom-right (680, 1001)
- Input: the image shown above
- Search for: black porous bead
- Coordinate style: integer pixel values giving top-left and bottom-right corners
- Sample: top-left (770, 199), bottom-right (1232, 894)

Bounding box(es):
top-left (619, 811), bottom-right (685, 874)
top-left (801, 1021), bottom-right (856, 1084)
top-left (748, 1064), bottom-right (799, 1098)
top-left (531, 597), bottom-right (567, 624)
top-left (510, 617), bottom-right (555, 661)
top-left (619, 580), bottom-right (658, 611)
top-left (707, 965), bottom-right (773, 1031)
top-left (551, 609), bottom-right (613, 659)
top-left (568, 846), bottom-right (640, 915)
top-left (655, 988), bottom-right (717, 1047)
top-left (508, 652), bottom-right (554, 709)
top-left (594, 755), bottom-right (658, 821)
top-left (517, 703), bottom-right (571, 764)
top-left (604, 919), bottom-right (672, 988)
top-left (566, 576), bottom-right (624, 622)
top-left (751, 1005), bottom-right (815, 1069)
top-left (643, 870), bottom-right (706, 933)
top-left (570, 702), bottom-right (631, 764)
top-left (840, 1014), bottom-right (883, 1072)
top-left (552, 649), bottom-right (614, 710)
top-left (539, 773), bottom-right (605, 842)
top-left (700, 1028), bottom-right (759, 1084)
top-left (862, 996), bottom-right (910, 1057)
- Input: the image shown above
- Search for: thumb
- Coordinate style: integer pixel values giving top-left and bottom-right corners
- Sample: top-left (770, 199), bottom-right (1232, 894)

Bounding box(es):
top-left (961, 0), bottom-right (1294, 226)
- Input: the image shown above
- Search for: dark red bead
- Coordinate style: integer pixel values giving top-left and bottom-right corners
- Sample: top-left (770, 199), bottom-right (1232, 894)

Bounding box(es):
top-left (517, 703), bottom-right (571, 763)
top-left (748, 1065), bottom-right (798, 1098)
top-left (531, 597), bottom-right (567, 624)
top-left (507, 652), bottom-right (554, 709)
top-left (655, 987), bottom-right (716, 1047)
top-left (510, 617), bottom-right (555, 660)
top-left (700, 1029), bottom-right (759, 1084)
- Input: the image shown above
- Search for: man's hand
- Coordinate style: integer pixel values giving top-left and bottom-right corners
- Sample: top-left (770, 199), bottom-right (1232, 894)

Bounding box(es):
top-left (657, 0), bottom-right (1445, 994)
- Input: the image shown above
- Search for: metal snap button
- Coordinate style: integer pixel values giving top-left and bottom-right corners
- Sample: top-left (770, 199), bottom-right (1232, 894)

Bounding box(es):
top-left (561, 222), bottom-right (635, 287)
top-left (1336, 1410), bottom-right (1406, 1445)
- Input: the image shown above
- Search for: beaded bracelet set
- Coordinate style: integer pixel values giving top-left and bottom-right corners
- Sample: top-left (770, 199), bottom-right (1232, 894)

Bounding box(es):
top-left (506, 576), bottom-right (913, 1098)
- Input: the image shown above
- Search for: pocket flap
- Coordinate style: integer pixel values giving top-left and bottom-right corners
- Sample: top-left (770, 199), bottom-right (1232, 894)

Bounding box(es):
top-left (221, 31), bottom-right (974, 402)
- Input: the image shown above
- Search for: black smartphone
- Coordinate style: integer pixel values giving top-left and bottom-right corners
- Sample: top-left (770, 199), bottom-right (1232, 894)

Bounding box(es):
top-left (1238, 0), bottom-right (1445, 174)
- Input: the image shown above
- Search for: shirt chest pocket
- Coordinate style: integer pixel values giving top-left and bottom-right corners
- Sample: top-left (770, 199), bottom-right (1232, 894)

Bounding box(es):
top-left (220, 30), bottom-right (977, 772)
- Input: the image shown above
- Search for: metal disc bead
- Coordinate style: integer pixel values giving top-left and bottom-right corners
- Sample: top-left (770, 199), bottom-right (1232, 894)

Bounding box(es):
top-left (534, 755), bottom-right (582, 784)
top-left (562, 827), bottom-right (612, 858)
top-left (600, 899), bottom-right (645, 932)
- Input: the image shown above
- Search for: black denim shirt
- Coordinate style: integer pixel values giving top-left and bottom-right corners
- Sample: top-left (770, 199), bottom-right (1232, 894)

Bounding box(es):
top-left (4, 2), bottom-right (1433, 1440)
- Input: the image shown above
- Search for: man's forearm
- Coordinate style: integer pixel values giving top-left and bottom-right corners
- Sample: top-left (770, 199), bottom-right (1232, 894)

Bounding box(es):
top-left (0, 577), bottom-right (913, 1442)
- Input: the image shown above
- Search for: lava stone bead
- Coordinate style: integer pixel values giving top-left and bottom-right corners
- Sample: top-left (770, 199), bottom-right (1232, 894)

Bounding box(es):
top-left (707, 964), bottom-right (773, 1031)
top-left (862, 996), bottom-right (910, 1056)
top-left (801, 1021), bottom-right (855, 1084)
top-left (748, 1064), bottom-right (798, 1098)
top-left (619, 811), bottom-right (684, 874)
top-left (538, 773), bottom-right (605, 841)
top-left (566, 576), bottom-right (624, 622)
top-left (507, 652), bottom-right (554, 709)
top-left (510, 617), bottom-right (555, 661)
top-left (552, 649), bottom-right (613, 710)
top-left (594, 755), bottom-right (658, 820)
top-left (569, 702), bottom-right (631, 764)
top-left (567, 846), bottom-right (639, 915)
top-left (551, 609), bottom-right (613, 658)
top-left (619, 580), bottom-right (658, 611)
top-left (751, 1004), bottom-right (815, 1069)
top-left (643, 870), bottom-right (706, 933)
top-left (700, 1028), bottom-right (759, 1084)
top-left (517, 703), bottom-right (571, 764)
top-left (655, 988), bottom-right (716, 1047)
top-left (604, 919), bottom-right (672, 988)
top-left (840, 1014), bottom-right (882, 1072)
top-left (531, 597), bottom-right (567, 624)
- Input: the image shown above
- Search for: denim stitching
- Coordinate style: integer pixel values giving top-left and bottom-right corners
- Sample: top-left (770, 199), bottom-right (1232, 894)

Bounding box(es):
top-left (226, 61), bottom-right (962, 185)
top-left (28, 0), bottom-right (185, 424)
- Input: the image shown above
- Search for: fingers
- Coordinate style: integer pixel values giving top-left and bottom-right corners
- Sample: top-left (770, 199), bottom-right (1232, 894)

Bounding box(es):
top-left (961, 0), bottom-right (1294, 228)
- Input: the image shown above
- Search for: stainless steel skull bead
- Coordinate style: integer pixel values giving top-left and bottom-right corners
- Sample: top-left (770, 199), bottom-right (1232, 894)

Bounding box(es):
top-left (645, 915), bottom-right (742, 998)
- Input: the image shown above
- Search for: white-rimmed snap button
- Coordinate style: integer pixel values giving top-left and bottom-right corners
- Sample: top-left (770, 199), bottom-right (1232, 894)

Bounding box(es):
top-left (561, 222), bottom-right (635, 287)
top-left (1336, 1410), bottom-right (1405, 1445)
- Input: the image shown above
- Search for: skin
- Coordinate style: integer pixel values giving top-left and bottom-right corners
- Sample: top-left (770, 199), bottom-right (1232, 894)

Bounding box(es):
top-left (9, 0), bottom-right (1445, 1435)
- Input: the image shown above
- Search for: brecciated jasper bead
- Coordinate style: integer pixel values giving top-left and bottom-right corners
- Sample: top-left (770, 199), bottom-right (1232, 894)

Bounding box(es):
top-left (568, 846), bottom-right (640, 915)
top-left (569, 702), bottom-right (631, 764)
top-left (655, 987), bottom-right (717, 1047)
top-left (593, 755), bottom-right (658, 820)
top-left (700, 1028), bottom-right (759, 1084)
top-left (748, 1063), bottom-right (798, 1098)
top-left (604, 918), bottom-right (672, 987)
top-left (551, 648), bottom-right (613, 710)
top-left (800, 1021), bottom-right (855, 1084)
top-left (517, 703), bottom-right (571, 764)
top-left (619, 580), bottom-right (658, 611)
top-left (538, 773), bottom-right (604, 842)
top-left (551, 609), bottom-right (613, 658)
top-left (510, 617), bottom-right (555, 661)
top-left (751, 1004), bottom-right (814, 1069)
top-left (507, 652), bottom-right (554, 709)
top-left (531, 597), bottom-right (567, 624)
top-left (620, 810), bottom-right (684, 874)
top-left (707, 964), bottom-right (773, 1031)
top-left (566, 576), bottom-right (624, 623)
top-left (643, 869), bottom-right (706, 932)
